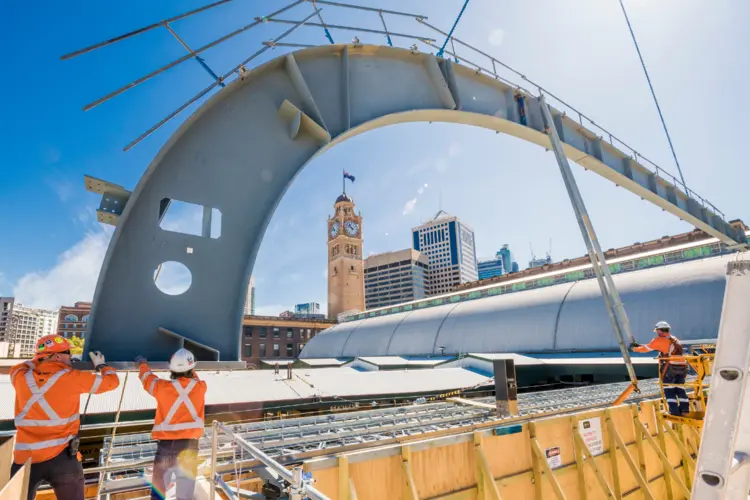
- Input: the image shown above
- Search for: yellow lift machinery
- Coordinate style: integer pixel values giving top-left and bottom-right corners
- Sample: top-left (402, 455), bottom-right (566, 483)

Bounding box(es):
top-left (658, 344), bottom-right (715, 430)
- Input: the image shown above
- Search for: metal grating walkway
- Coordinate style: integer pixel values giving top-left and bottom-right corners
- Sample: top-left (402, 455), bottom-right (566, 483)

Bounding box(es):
top-left (100, 377), bottom-right (669, 468)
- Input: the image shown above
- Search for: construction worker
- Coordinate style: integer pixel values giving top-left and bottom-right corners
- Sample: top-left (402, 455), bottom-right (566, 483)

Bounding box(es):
top-left (10, 335), bottom-right (119, 500)
top-left (136, 348), bottom-right (207, 500)
top-left (630, 321), bottom-right (690, 416)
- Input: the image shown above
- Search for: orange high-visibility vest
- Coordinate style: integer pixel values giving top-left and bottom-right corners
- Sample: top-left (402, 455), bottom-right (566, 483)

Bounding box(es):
top-left (139, 364), bottom-right (207, 440)
top-left (11, 360), bottom-right (120, 464)
top-left (633, 335), bottom-right (687, 366)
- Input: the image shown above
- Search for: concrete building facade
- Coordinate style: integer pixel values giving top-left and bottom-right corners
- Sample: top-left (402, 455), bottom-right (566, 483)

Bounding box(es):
top-left (58, 302), bottom-right (92, 339)
top-left (241, 315), bottom-right (337, 369)
top-left (412, 211), bottom-right (477, 296)
top-left (364, 249), bottom-right (429, 310)
top-left (0, 298), bottom-right (14, 343)
top-left (327, 194), bottom-right (364, 319)
top-left (12, 305), bottom-right (59, 358)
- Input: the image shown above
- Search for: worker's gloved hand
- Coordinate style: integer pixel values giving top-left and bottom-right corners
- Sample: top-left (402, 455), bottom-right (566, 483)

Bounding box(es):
top-left (134, 355), bottom-right (147, 366)
top-left (89, 351), bottom-right (106, 371)
top-left (629, 342), bottom-right (642, 350)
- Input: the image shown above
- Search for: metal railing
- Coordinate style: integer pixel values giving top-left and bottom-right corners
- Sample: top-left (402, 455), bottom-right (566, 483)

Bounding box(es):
top-left (209, 420), bottom-right (330, 500)
top-left (414, 19), bottom-right (726, 219)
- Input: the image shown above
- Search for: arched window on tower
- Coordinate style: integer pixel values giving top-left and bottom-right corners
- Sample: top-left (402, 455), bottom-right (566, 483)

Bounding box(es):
top-left (64, 314), bottom-right (78, 322)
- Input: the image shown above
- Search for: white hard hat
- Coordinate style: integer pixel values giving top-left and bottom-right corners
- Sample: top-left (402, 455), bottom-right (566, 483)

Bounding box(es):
top-left (654, 321), bottom-right (671, 331)
top-left (169, 348), bottom-right (197, 373)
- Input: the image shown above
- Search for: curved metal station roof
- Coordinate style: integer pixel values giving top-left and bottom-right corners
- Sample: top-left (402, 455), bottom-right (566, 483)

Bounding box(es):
top-left (301, 254), bottom-right (732, 358)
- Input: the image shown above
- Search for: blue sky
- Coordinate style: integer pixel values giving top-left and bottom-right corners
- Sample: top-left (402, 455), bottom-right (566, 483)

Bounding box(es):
top-left (1, 0), bottom-right (748, 315)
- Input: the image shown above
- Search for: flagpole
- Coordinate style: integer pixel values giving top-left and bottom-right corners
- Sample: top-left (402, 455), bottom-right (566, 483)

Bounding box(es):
top-left (342, 169), bottom-right (345, 195)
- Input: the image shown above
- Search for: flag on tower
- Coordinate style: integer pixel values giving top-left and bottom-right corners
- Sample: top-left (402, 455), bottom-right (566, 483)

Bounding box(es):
top-left (343, 171), bottom-right (355, 182)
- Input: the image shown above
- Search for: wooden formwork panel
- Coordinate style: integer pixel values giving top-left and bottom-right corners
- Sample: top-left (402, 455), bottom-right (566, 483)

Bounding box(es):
top-left (305, 400), bottom-right (699, 500)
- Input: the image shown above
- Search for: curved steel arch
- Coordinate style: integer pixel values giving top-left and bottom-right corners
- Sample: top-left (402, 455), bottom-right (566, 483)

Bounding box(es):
top-left (86, 44), bottom-right (741, 362)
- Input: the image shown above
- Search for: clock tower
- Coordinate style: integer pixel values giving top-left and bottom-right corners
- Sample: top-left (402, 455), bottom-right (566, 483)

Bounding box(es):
top-left (327, 193), bottom-right (364, 320)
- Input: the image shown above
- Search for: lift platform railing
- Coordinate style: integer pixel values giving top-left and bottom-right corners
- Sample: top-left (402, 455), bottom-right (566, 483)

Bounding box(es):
top-left (209, 421), bottom-right (330, 500)
top-left (658, 348), bottom-right (715, 429)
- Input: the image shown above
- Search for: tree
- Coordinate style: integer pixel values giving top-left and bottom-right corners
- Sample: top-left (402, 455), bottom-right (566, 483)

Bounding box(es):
top-left (68, 336), bottom-right (84, 355)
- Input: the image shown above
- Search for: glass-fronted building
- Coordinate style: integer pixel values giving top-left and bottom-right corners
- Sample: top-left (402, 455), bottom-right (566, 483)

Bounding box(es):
top-left (478, 255), bottom-right (504, 280)
top-left (412, 211), bottom-right (478, 295)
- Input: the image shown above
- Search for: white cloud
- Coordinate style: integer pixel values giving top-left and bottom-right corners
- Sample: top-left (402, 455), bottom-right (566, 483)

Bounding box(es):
top-left (488, 28), bottom-right (505, 47)
top-left (448, 142), bottom-right (461, 158)
top-left (46, 178), bottom-right (75, 202)
top-left (13, 229), bottom-right (113, 310)
top-left (403, 198), bottom-right (417, 215)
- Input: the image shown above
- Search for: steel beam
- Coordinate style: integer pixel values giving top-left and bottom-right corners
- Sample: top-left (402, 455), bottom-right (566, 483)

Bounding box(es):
top-left (86, 45), bottom-right (743, 362)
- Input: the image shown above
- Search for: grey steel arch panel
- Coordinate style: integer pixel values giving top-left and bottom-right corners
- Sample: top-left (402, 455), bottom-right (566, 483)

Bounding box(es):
top-left (435, 285), bottom-right (570, 354)
top-left (299, 320), bottom-right (362, 358)
top-left (86, 44), bottom-right (739, 361)
top-left (554, 255), bottom-right (730, 351)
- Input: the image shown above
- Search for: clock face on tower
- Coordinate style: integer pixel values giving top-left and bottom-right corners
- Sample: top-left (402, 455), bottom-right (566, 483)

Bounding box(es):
top-left (330, 221), bottom-right (340, 238)
top-left (345, 220), bottom-right (360, 237)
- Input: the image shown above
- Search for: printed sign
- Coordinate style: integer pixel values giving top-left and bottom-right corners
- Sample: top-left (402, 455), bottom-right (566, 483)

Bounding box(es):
top-left (578, 417), bottom-right (604, 456)
top-left (545, 446), bottom-right (563, 469)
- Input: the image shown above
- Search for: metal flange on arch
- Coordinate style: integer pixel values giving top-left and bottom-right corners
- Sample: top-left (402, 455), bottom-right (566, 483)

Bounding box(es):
top-left (85, 44), bottom-right (746, 362)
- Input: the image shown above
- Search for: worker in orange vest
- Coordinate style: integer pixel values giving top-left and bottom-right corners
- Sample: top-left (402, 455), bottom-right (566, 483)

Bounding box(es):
top-left (630, 321), bottom-right (690, 416)
top-left (10, 334), bottom-right (119, 500)
top-left (136, 348), bottom-right (207, 500)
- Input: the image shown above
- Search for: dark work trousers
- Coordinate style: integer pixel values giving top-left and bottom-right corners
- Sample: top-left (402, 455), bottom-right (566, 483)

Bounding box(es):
top-left (150, 439), bottom-right (199, 500)
top-left (11, 448), bottom-right (84, 500)
top-left (662, 364), bottom-right (690, 416)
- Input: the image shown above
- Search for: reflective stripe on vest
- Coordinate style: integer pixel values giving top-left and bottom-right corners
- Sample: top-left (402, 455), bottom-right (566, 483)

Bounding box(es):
top-left (152, 379), bottom-right (204, 432)
top-left (11, 361), bottom-right (35, 384)
top-left (89, 373), bottom-right (103, 394)
top-left (663, 336), bottom-right (687, 365)
top-left (140, 371), bottom-right (153, 383)
top-left (15, 369), bottom-right (75, 428)
top-left (15, 435), bottom-right (73, 451)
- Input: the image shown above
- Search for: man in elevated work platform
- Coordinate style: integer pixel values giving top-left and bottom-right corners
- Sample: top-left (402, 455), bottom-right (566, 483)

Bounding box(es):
top-left (10, 334), bottom-right (119, 500)
top-left (630, 321), bottom-right (690, 416)
top-left (136, 348), bottom-right (207, 500)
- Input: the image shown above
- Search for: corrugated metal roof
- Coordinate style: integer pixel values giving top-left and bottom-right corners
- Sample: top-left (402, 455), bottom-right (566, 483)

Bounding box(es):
top-left (301, 254), bottom-right (731, 358)
top-left (0, 366), bottom-right (492, 420)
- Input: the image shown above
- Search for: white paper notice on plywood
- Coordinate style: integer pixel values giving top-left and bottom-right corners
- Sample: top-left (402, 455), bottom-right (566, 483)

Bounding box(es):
top-left (545, 446), bottom-right (563, 469)
top-left (578, 417), bottom-right (604, 456)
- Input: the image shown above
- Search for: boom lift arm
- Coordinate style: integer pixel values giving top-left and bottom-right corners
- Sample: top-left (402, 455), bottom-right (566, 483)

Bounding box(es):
top-left (539, 95), bottom-right (640, 401)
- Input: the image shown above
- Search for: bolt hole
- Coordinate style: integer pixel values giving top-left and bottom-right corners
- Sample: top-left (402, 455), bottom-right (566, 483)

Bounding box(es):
top-left (720, 368), bottom-right (742, 381)
top-left (701, 472), bottom-right (723, 488)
